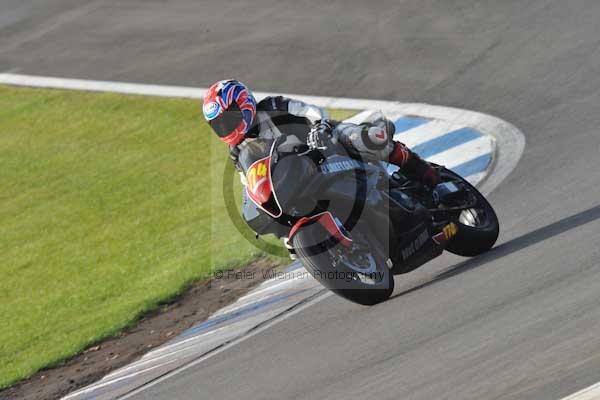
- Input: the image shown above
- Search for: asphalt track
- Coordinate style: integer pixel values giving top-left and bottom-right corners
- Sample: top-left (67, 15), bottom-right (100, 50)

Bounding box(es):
top-left (2, 1), bottom-right (600, 399)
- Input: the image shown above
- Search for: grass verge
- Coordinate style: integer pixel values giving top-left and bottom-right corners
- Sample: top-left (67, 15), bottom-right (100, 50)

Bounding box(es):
top-left (0, 85), bottom-right (355, 388)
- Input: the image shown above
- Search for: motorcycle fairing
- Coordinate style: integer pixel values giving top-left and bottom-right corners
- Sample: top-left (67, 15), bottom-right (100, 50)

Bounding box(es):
top-left (245, 155), bottom-right (283, 218)
top-left (288, 211), bottom-right (353, 248)
top-left (392, 222), bottom-right (443, 274)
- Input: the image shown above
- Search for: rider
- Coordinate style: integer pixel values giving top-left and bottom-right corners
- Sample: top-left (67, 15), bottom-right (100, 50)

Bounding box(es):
top-left (202, 79), bottom-right (440, 186)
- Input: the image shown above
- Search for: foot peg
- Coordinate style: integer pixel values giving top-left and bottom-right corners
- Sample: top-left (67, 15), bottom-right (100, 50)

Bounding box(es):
top-left (283, 237), bottom-right (297, 260)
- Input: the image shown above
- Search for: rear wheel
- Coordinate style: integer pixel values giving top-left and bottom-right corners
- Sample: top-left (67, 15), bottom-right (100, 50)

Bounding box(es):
top-left (292, 222), bottom-right (394, 305)
top-left (441, 169), bottom-right (499, 257)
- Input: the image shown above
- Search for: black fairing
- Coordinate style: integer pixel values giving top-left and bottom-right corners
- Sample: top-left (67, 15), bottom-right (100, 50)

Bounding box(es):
top-left (270, 154), bottom-right (319, 216)
top-left (242, 190), bottom-right (288, 238)
top-left (239, 134), bottom-right (437, 271)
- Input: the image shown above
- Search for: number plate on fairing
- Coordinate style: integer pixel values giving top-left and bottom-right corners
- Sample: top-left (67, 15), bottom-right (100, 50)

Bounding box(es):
top-left (246, 157), bottom-right (271, 200)
top-left (245, 156), bottom-right (282, 218)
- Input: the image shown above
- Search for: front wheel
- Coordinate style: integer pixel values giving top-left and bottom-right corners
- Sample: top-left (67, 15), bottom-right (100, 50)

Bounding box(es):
top-left (441, 168), bottom-right (499, 257)
top-left (292, 222), bottom-right (394, 305)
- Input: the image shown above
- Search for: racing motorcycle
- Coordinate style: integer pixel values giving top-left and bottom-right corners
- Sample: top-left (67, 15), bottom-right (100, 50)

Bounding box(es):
top-left (239, 118), bottom-right (499, 305)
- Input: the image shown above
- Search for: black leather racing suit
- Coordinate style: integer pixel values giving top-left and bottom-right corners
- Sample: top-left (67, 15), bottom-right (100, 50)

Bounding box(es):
top-left (230, 96), bottom-right (438, 186)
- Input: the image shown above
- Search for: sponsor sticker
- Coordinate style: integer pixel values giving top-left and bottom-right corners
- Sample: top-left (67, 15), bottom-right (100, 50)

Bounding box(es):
top-left (203, 101), bottom-right (220, 119)
top-left (433, 222), bottom-right (458, 245)
top-left (401, 229), bottom-right (430, 260)
top-left (320, 159), bottom-right (363, 174)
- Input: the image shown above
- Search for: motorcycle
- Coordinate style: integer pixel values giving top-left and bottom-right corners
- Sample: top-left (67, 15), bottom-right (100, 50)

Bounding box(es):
top-left (239, 120), bottom-right (499, 305)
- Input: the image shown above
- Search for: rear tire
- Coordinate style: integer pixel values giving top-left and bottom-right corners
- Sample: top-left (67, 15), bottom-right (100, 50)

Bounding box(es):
top-left (442, 169), bottom-right (499, 257)
top-left (292, 222), bottom-right (394, 306)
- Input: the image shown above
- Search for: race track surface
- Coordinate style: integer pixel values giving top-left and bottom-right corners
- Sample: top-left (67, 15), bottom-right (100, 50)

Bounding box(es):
top-left (2, 1), bottom-right (600, 399)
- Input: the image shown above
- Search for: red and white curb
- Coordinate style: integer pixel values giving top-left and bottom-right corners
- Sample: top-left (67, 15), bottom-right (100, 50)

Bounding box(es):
top-left (0, 73), bottom-right (525, 400)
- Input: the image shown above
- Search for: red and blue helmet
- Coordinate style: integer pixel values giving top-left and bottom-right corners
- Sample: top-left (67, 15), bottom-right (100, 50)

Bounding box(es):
top-left (203, 79), bottom-right (257, 145)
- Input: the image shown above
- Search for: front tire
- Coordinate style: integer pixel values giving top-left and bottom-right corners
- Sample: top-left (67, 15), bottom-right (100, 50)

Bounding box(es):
top-left (292, 222), bottom-right (394, 305)
top-left (441, 169), bottom-right (499, 257)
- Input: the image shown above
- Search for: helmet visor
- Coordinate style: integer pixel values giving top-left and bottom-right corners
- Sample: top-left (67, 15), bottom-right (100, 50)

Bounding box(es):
top-left (209, 101), bottom-right (243, 138)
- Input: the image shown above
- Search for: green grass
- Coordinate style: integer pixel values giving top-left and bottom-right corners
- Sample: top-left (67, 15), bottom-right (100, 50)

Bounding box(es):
top-left (0, 85), bottom-right (356, 388)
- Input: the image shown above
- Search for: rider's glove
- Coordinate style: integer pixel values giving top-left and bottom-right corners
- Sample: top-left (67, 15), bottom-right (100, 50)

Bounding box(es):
top-left (229, 145), bottom-right (243, 171)
top-left (307, 120), bottom-right (336, 150)
top-left (422, 165), bottom-right (441, 187)
top-left (405, 155), bottom-right (441, 187)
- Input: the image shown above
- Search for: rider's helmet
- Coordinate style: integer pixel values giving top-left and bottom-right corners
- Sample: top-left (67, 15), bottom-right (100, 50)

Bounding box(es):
top-left (203, 79), bottom-right (257, 145)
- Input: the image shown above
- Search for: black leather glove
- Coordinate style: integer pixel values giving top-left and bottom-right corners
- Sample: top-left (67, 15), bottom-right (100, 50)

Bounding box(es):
top-left (307, 120), bottom-right (335, 150)
top-left (405, 154), bottom-right (441, 187)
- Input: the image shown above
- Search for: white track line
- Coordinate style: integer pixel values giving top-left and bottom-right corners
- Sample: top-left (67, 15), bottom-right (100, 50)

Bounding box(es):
top-left (118, 291), bottom-right (332, 400)
top-left (560, 382), bottom-right (600, 400)
top-left (0, 73), bottom-right (401, 111)
top-left (62, 360), bottom-right (180, 399)
top-left (212, 280), bottom-right (316, 317)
